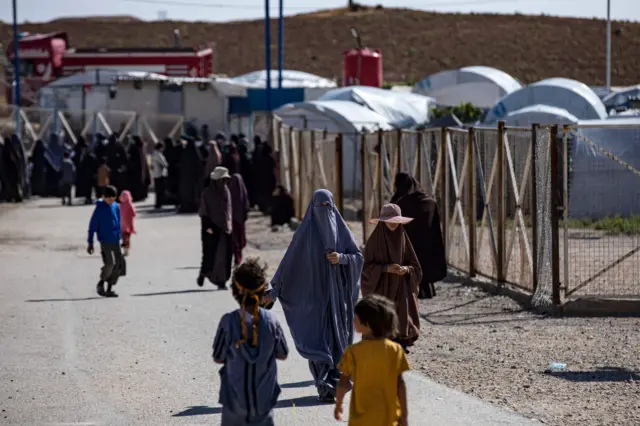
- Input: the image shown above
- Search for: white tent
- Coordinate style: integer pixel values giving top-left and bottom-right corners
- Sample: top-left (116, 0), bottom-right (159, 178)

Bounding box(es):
top-left (502, 104), bottom-right (579, 127)
top-left (275, 100), bottom-right (393, 133)
top-left (275, 100), bottom-right (392, 194)
top-left (484, 78), bottom-right (607, 124)
top-left (602, 85), bottom-right (640, 110)
top-left (413, 66), bottom-right (522, 108)
top-left (317, 86), bottom-right (434, 128)
top-left (568, 117), bottom-right (640, 218)
top-left (212, 70), bottom-right (337, 97)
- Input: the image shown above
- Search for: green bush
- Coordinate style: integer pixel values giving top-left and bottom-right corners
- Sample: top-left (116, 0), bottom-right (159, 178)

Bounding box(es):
top-left (432, 102), bottom-right (483, 123)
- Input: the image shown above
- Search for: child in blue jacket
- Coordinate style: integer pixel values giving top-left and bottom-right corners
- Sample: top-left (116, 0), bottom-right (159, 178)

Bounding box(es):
top-left (87, 185), bottom-right (126, 298)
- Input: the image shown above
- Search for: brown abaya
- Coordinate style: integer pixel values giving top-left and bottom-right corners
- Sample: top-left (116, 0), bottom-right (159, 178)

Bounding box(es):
top-left (361, 223), bottom-right (423, 346)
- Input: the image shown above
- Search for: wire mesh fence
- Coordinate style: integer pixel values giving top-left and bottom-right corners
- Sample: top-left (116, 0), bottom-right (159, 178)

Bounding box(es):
top-left (561, 123), bottom-right (640, 299)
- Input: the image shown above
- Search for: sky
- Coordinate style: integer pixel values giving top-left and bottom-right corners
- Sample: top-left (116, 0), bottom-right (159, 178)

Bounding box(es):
top-left (1, 0), bottom-right (638, 23)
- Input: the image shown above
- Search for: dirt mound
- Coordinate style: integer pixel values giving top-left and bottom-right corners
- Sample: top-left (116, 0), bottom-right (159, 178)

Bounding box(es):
top-left (1, 8), bottom-right (639, 86)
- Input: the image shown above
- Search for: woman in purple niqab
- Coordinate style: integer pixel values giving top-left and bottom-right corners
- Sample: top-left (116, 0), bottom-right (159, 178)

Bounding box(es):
top-left (267, 189), bottom-right (363, 402)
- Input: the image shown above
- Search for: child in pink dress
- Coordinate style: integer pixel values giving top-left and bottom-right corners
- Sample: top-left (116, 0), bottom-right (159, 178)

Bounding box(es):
top-left (118, 190), bottom-right (137, 256)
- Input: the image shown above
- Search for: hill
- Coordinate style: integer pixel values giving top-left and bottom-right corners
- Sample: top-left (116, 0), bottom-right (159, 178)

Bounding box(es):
top-left (1, 8), bottom-right (639, 86)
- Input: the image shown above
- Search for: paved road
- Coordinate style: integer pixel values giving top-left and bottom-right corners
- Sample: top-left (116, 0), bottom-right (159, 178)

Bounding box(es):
top-left (0, 198), bottom-right (540, 426)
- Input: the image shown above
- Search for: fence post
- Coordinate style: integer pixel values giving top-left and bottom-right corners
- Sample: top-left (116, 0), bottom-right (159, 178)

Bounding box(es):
top-left (288, 125), bottom-right (295, 200)
top-left (497, 121), bottom-right (506, 284)
top-left (396, 129), bottom-right (403, 176)
top-left (531, 124), bottom-right (539, 293)
top-left (377, 129), bottom-right (384, 211)
top-left (440, 127), bottom-right (449, 263)
top-left (417, 132), bottom-right (424, 186)
top-left (550, 124), bottom-right (561, 305)
top-left (335, 133), bottom-right (344, 215)
top-left (562, 124), bottom-right (570, 300)
top-left (310, 131), bottom-right (316, 193)
top-left (297, 129), bottom-right (304, 219)
top-left (468, 127), bottom-right (477, 277)
top-left (361, 132), bottom-right (367, 243)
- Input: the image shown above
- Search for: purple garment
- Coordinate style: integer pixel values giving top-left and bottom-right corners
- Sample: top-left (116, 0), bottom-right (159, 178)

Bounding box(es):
top-left (213, 308), bottom-right (289, 422)
top-left (229, 173), bottom-right (250, 224)
top-left (269, 189), bottom-right (363, 396)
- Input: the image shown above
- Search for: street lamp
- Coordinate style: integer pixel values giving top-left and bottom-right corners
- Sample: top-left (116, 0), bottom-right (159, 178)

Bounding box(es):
top-left (12, 0), bottom-right (21, 132)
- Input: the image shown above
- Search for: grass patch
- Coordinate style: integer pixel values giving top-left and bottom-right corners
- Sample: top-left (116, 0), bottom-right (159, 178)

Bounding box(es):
top-left (565, 216), bottom-right (640, 236)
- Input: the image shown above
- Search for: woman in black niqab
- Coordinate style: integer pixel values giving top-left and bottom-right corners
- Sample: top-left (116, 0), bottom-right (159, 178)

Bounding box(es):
top-left (254, 142), bottom-right (277, 214)
top-left (178, 138), bottom-right (204, 213)
top-left (30, 139), bottom-right (47, 196)
top-left (390, 172), bottom-right (446, 299)
top-left (1, 134), bottom-right (25, 202)
top-left (127, 136), bottom-right (150, 202)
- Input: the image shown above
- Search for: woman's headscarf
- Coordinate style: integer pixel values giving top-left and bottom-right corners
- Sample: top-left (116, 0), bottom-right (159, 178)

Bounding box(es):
top-left (269, 189), bottom-right (363, 364)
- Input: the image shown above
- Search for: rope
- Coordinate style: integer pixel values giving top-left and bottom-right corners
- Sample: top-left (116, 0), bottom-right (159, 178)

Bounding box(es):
top-left (570, 129), bottom-right (640, 179)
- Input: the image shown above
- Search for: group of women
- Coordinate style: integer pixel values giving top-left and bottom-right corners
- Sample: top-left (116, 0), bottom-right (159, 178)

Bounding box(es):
top-left (266, 172), bottom-right (446, 402)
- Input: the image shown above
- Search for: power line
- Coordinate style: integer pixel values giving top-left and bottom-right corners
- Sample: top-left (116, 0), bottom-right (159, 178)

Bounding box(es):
top-left (121, 0), bottom-right (316, 10)
top-left (121, 0), bottom-right (579, 10)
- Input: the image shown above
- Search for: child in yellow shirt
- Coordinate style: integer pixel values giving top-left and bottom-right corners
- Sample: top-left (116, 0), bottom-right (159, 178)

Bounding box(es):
top-left (335, 295), bottom-right (410, 426)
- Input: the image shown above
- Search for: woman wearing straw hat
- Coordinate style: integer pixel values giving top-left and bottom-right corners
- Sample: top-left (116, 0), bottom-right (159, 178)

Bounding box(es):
top-left (361, 203), bottom-right (423, 352)
top-left (197, 166), bottom-right (234, 290)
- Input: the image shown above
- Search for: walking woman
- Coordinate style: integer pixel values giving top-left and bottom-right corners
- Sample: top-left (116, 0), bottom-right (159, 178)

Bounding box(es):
top-left (362, 203), bottom-right (422, 352)
top-left (197, 167), bottom-right (233, 290)
top-left (391, 172), bottom-right (446, 299)
top-left (264, 189), bottom-right (363, 402)
top-left (229, 173), bottom-right (250, 266)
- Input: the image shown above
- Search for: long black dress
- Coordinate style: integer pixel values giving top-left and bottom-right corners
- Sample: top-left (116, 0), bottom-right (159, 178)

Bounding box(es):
top-left (30, 140), bottom-right (47, 197)
top-left (127, 137), bottom-right (149, 202)
top-left (391, 172), bottom-right (447, 299)
top-left (178, 139), bottom-right (204, 213)
top-left (254, 143), bottom-right (277, 214)
top-left (164, 138), bottom-right (181, 206)
top-left (1, 135), bottom-right (24, 202)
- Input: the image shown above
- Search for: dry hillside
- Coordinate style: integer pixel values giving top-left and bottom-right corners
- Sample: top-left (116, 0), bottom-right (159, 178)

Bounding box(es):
top-left (1, 7), bottom-right (639, 86)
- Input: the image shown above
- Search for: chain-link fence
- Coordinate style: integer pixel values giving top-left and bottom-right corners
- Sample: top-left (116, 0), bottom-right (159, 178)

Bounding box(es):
top-left (561, 123), bottom-right (640, 299)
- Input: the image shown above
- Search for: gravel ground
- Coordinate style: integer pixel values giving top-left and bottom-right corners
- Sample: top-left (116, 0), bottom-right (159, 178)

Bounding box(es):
top-left (410, 280), bottom-right (640, 426)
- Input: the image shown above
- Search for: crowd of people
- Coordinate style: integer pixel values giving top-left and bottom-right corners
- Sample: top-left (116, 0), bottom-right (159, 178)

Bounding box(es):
top-left (6, 126), bottom-right (448, 425)
top-left (209, 175), bottom-right (446, 426)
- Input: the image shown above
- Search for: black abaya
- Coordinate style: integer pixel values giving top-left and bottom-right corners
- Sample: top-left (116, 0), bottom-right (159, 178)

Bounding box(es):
top-left (391, 173), bottom-right (447, 299)
top-left (127, 137), bottom-right (149, 202)
top-left (178, 139), bottom-right (204, 213)
top-left (1, 135), bottom-right (24, 202)
top-left (30, 140), bottom-right (47, 196)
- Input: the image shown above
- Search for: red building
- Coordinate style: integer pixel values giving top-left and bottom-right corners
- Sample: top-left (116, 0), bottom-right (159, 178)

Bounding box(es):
top-left (3, 31), bottom-right (214, 105)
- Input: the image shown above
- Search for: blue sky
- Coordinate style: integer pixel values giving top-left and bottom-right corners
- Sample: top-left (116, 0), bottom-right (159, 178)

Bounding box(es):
top-left (1, 0), bottom-right (638, 23)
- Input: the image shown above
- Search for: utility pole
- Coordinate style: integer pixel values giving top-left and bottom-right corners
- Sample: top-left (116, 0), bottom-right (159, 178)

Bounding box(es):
top-left (12, 0), bottom-right (21, 135)
top-left (605, 0), bottom-right (611, 91)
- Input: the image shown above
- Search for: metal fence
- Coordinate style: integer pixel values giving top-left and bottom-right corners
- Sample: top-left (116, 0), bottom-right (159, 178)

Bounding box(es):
top-left (0, 105), bottom-right (184, 153)
top-left (273, 116), bottom-right (640, 304)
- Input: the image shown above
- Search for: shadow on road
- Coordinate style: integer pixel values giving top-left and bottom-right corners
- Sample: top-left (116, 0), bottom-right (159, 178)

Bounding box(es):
top-left (171, 405), bottom-right (222, 417)
top-left (131, 289), bottom-right (216, 297)
top-left (275, 395), bottom-right (331, 409)
top-left (26, 297), bottom-right (103, 302)
top-left (171, 395), bottom-right (329, 417)
top-left (280, 380), bottom-right (314, 389)
top-left (546, 366), bottom-right (640, 382)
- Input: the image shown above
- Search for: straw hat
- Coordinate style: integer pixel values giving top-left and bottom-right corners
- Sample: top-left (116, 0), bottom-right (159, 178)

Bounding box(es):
top-left (369, 203), bottom-right (414, 225)
top-left (210, 166), bottom-right (231, 181)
